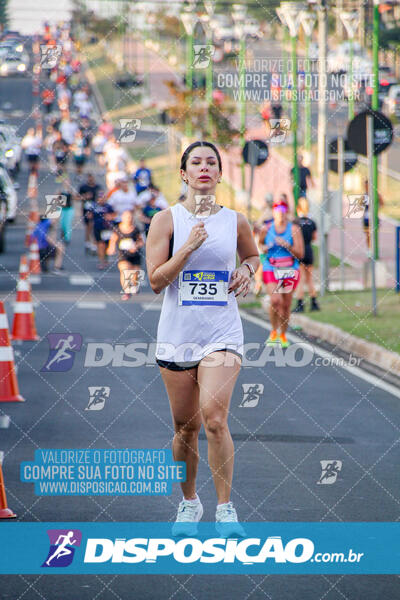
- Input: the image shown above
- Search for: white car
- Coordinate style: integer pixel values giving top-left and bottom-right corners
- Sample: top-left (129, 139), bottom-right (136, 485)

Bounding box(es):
top-left (383, 84), bottom-right (400, 117)
top-left (0, 125), bottom-right (22, 175)
top-left (0, 52), bottom-right (29, 76)
top-left (243, 19), bottom-right (262, 39)
top-left (0, 165), bottom-right (17, 220)
top-left (328, 41), bottom-right (371, 74)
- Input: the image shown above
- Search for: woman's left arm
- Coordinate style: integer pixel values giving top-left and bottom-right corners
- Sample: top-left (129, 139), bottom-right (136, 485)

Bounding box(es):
top-left (229, 213), bottom-right (260, 297)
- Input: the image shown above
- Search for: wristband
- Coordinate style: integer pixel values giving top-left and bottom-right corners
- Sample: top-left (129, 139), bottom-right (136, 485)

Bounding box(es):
top-left (242, 262), bottom-right (255, 278)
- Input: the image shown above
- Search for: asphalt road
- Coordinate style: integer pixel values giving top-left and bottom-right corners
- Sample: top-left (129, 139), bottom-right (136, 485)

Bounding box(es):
top-left (0, 68), bottom-right (399, 600)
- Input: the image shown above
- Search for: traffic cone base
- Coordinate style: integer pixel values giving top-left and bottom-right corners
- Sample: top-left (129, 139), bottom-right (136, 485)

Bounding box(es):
top-left (0, 507), bottom-right (17, 518)
top-left (29, 240), bottom-right (41, 274)
top-left (0, 307), bottom-right (25, 402)
top-left (0, 454), bottom-right (17, 518)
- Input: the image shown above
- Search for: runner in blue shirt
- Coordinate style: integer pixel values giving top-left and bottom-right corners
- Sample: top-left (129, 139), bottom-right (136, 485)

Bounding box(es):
top-left (133, 159), bottom-right (152, 194)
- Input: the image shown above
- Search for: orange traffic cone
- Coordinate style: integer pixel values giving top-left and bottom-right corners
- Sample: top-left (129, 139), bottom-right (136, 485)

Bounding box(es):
top-left (0, 452), bottom-right (16, 518)
top-left (28, 240), bottom-right (41, 274)
top-left (27, 172), bottom-right (38, 199)
top-left (25, 210), bottom-right (39, 247)
top-left (18, 255), bottom-right (29, 281)
top-left (11, 276), bottom-right (39, 341)
top-left (0, 302), bottom-right (24, 402)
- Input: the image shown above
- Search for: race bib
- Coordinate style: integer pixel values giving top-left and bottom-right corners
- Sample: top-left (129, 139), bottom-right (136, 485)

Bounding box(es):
top-left (274, 267), bottom-right (297, 280)
top-left (119, 238), bottom-right (135, 251)
top-left (178, 270), bottom-right (229, 306)
top-left (100, 230), bottom-right (112, 241)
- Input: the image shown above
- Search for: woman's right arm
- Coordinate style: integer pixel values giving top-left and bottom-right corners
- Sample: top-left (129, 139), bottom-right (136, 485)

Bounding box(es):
top-left (146, 209), bottom-right (207, 295)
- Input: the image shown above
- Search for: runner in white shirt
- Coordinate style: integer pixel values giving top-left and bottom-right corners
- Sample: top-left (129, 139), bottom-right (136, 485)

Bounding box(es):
top-left (137, 185), bottom-right (168, 209)
top-left (59, 116), bottom-right (78, 147)
top-left (146, 141), bottom-right (260, 537)
top-left (107, 178), bottom-right (138, 219)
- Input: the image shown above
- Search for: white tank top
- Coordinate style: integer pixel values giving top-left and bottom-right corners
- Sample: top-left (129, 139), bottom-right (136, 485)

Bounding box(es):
top-left (155, 203), bottom-right (244, 363)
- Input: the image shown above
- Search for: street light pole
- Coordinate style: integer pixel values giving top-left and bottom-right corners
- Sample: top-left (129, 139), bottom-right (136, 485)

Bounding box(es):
top-left (372, 0), bottom-right (380, 260)
top-left (232, 4), bottom-right (247, 192)
top-left (340, 11), bottom-right (359, 121)
top-left (204, 1), bottom-right (215, 136)
top-left (181, 9), bottom-right (197, 139)
top-left (277, 2), bottom-right (305, 210)
top-left (317, 0), bottom-right (328, 296)
top-left (299, 10), bottom-right (316, 153)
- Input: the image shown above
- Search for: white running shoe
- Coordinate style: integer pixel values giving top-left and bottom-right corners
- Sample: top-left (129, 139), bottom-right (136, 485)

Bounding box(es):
top-left (215, 502), bottom-right (246, 538)
top-left (171, 495), bottom-right (203, 537)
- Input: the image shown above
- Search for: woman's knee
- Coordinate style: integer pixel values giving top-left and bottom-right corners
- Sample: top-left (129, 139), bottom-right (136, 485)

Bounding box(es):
top-left (203, 415), bottom-right (228, 440)
top-left (174, 421), bottom-right (201, 443)
top-left (270, 295), bottom-right (283, 311)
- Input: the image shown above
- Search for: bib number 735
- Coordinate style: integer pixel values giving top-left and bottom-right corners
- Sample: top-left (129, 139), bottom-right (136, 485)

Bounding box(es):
top-left (189, 282), bottom-right (217, 296)
top-left (178, 270), bottom-right (229, 306)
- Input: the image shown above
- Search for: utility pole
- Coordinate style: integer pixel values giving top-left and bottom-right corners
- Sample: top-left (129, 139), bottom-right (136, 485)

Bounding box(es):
top-left (372, 0), bottom-right (380, 259)
top-left (317, 0), bottom-right (328, 295)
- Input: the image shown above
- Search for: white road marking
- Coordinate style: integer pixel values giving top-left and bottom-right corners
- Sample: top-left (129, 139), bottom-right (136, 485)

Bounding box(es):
top-left (69, 275), bottom-right (94, 286)
top-left (140, 303), bottom-right (162, 311)
top-left (240, 310), bottom-right (400, 400)
top-left (29, 275), bottom-right (41, 285)
top-left (76, 302), bottom-right (106, 310)
top-left (0, 415), bottom-right (10, 429)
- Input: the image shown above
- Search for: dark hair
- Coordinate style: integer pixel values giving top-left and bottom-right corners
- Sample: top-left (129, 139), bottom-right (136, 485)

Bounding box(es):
top-left (180, 141), bottom-right (222, 172)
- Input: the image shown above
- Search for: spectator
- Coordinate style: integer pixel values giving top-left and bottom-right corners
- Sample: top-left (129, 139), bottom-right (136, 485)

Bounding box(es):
top-left (291, 155), bottom-right (315, 198)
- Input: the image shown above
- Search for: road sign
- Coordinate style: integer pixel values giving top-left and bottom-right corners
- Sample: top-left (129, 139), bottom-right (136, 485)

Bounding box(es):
top-left (347, 109), bottom-right (393, 156)
top-left (328, 137), bottom-right (358, 173)
top-left (242, 139), bottom-right (269, 166)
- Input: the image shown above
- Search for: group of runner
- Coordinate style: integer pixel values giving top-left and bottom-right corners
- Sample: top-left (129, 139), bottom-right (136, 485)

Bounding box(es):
top-left (29, 22), bottom-right (169, 294)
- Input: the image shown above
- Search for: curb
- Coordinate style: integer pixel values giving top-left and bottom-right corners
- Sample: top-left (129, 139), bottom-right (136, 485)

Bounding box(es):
top-left (289, 313), bottom-right (400, 377)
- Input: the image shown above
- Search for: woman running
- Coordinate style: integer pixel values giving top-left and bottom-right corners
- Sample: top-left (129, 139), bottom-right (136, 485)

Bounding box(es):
top-left (146, 141), bottom-right (259, 535)
top-left (107, 210), bottom-right (144, 300)
top-left (260, 194), bottom-right (304, 348)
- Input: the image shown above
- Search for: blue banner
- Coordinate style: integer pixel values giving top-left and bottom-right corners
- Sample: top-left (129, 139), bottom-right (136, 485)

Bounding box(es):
top-left (0, 522), bottom-right (398, 574)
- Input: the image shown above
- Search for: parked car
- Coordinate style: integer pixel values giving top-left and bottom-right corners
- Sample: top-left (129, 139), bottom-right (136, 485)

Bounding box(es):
top-left (243, 19), bottom-right (263, 39)
top-left (0, 165), bottom-right (17, 221)
top-left (383, 84), bottom-right (400, 118)
top-left (328, 41), bottom-right (372, 74)
top-left (0, 165), bottom-right (18, 252)
top-left (0, 124), bottom-right (22, 176)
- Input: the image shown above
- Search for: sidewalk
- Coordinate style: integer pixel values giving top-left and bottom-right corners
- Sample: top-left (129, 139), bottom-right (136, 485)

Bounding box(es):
top-left (113, 37), bottom-right (399, 288)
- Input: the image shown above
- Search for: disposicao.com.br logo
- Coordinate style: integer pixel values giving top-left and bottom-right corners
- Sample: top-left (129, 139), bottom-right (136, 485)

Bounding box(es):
top-left (82, 536), bottom-right (363, 566)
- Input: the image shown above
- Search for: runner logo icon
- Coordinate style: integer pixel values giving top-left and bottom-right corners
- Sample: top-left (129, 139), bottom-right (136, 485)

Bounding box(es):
top-left (317, 460), bottom-right (342, 485)
top-left (45, 195), bottom-right (67, 219)
top-left (41, 333), bottom-right (82, 372)
top-left (192, 45), bottom-right (215, 69)
top-left (86, 386), bottom-right (110, 411)
top-left (239, 383), bottom-right (264, 407)
top-left (42, 529), bottom-right (82, 567)
top-left (40, 45), bottom-right (62, 68)
top-left (118, 119), bottom-right (142, 143)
